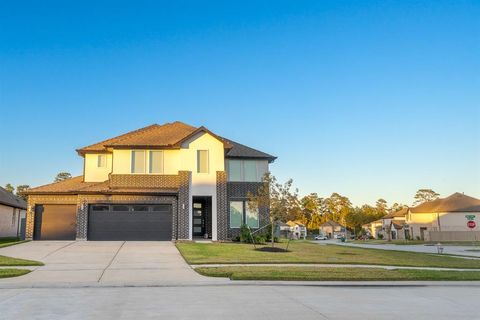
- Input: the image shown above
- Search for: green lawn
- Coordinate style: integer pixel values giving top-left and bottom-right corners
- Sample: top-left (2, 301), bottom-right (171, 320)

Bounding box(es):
top-left (0, 237), bottom-right (29, 249)
top-left (0, 255), bottom-right (43, 266)
top-left (196, 266), bottom-right (480, 281)
top-left (0, 269), bottom-right (31, 279)
top-left (176, 241), bottom-right (480, 269)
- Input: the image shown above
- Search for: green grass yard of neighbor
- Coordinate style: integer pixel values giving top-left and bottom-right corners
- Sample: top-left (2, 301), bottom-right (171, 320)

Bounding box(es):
top-left (176, 241), bottom-right (480, 269)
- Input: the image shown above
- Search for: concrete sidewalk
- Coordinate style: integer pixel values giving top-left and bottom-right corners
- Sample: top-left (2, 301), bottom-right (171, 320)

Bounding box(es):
top-left (1, 285), bottom-right (480, 319)
top-left (326, 241), bottom-right (480, 258)
top-left (0, 241), bottom-right (223, 287)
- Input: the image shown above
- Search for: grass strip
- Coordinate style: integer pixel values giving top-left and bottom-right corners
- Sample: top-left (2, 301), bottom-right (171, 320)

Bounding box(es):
top-left (195, 266), bottom-right (480, 281)
top-left (0, 268), bottom-right (31, 279)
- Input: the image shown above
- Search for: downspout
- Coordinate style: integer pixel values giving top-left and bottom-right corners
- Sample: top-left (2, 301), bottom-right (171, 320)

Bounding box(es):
top-left (16, 208), bottom-right (21, 238)
top-left (437, 212), bottom-right (441, 232)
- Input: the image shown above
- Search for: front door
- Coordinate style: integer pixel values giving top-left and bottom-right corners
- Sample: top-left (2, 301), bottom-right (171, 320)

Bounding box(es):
top-left (420, 227), bottom-right (427, 241)
top-left (192, 199), bottom-right (206, 238)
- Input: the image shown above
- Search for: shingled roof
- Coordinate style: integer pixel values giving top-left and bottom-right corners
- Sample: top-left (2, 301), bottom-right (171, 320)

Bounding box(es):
top-left (0, 187), bottom-right (27, 209)
top-left (77, 122), bottom-right (197, 154)
top-left (76, 121), bottom-right (276, 161)
top-left (383, 207), bottom-right (408, 219)
top-left (411, 193), bottom-right (480, 213)
top-left (224, 139), bottom-right (276, 163)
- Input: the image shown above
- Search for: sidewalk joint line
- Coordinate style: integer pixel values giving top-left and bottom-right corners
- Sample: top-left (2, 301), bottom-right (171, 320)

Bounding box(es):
top-left (41, 241), bottom-right (77, 260)
top-left (98, 241), bottom-right (125, 282)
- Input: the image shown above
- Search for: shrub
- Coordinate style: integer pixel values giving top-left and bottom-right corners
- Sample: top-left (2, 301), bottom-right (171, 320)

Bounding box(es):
top-left (239, 224), bottom-right (252, 243)
top-left (377, 234), bottom-right (384, 240)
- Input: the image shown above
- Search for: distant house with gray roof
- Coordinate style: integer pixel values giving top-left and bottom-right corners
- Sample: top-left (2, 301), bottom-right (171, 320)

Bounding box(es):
top-left (0, 187), bottom-right (27, 239)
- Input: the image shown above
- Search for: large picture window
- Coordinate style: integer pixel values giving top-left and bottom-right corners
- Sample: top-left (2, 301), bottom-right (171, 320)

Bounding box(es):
top-left (229, 201), bottom-right (243, 228)
top-left (230, 200), bottom-right (260, 229)
top-left (149, 151), bottom-right (164, 174)
top-left (227, 160), bottom-right (268, 182)
top-left (246, 202), bottom-right (259, 228)
top-left (131, 150), bottom-right (145, 173)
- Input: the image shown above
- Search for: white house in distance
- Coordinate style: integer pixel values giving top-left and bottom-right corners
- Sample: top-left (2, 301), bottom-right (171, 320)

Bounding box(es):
top-left (382, 208), bottom-right (408, 240)
top-left (407, 193), bottom-right (480, 241)
top-left (0, 187), bottom-right (27, 239)
top-left (286, 221), bottom-right (307, 239)
top-left (319, 221), bottom-right (346, 239)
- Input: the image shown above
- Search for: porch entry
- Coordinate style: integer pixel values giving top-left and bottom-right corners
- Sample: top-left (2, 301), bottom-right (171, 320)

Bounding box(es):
top-left (192, 196), bottom-right (212, 239)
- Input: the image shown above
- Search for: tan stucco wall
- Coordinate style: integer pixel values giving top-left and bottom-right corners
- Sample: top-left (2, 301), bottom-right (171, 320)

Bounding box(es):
top-left (0, 204), bottom-right (25, 237)
top-left (84, 153), bottom-right (112, 182)
top-left (407, 211), bottom-right (480, 241)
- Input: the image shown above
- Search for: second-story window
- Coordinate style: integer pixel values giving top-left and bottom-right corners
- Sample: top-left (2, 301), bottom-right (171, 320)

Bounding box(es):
top-left (97, 155), bottom-right (106, 168)
top-left (149, 151), bottom-right (164, 174)
top-left (131, 150), bottom-right (145, 173)
top-left (197, 150), bottom-right (209, 173)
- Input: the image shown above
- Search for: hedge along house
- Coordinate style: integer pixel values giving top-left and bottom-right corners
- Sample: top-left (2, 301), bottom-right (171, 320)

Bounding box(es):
top-left (24, 122), bottom-right (276, 241)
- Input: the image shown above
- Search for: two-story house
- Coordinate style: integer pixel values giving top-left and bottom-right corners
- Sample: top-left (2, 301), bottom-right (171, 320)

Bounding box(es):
top-left (24, 121), bottom-right (276, 241)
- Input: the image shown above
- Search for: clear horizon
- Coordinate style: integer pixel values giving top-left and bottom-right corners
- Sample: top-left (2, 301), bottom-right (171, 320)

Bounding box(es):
top-left (1, 1), bottom-right (479, 207)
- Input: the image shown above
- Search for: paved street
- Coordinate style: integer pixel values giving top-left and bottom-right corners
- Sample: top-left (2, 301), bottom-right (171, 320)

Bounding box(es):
top-left (0, 241), bottom-right (217, 286)
top-left (1, 284), bottom-right (479, 320)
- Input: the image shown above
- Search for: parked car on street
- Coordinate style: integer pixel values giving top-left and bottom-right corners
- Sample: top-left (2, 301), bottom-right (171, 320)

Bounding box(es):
top-left (314, 235), bottom-right (328, 240)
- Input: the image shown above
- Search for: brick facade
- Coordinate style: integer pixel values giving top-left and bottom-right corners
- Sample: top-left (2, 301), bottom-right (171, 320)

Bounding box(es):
top-left (25, 170), bottom-right (192, 241)
top-left (109, 174), bottom-right (180, 189)
top-left (226, 182), bottom-right (270, 239)
top-left (216, 171), bottom-right (228, 240)
top-left (25, 172), bottom-right (267, 242)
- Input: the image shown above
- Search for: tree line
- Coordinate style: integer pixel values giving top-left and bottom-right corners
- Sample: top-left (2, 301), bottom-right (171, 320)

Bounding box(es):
top-left (249, 173), bottom-right (441, 238)
top-left (3, 172), bottom-right (72, 200)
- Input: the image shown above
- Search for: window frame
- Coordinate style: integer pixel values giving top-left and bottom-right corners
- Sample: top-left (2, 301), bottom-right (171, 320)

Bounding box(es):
top-left (197, 150), bottom-right (209, 174)
top-left (97, 154), bottom-right (107, 168)
top-left (229, 201), bottom-right (244, 229)
top-left (131, 150), bottom-right (146, 174)
top-left (229, 200), bottom-right (260, 229)
top-left (149, 150), bottom-right (164, 174)
top-left (245, 201), bottom-right (259, 228)
top-left (227, 160), bottom-right (267, 182)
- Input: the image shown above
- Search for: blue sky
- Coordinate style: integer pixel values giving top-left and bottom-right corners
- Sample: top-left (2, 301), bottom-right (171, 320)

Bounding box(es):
top-left (0, 0), bottom-right (479, 206)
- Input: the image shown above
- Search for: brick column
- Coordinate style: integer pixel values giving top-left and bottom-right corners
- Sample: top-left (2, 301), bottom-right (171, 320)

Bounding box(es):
top-left (25, 196), bottom-right (35, 240)
top-left (76, 196), bottom-right (88, 240)
top-left (216, 171), bottom-right (228, 241)
top-left (177, 171), bottom-right (192, 240)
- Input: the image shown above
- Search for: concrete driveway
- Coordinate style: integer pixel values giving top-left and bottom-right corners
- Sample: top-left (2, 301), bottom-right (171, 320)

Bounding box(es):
top-left (0, 241), bottom-right (220, 286)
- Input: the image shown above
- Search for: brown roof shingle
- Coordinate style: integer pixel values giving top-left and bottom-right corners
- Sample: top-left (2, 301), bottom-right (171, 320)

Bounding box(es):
top-left (411, 193), bottom-right (480, 213)
top-left (76, 122), bottom-right (197, 154)
top-left (383, 207), bottom-right (408, 219)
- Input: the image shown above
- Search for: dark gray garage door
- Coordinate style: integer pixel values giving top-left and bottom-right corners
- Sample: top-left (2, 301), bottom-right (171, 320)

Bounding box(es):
top-left (33, 204), bottom-right (77, 240)
top-left (88, 204), bottom-right (172, 241)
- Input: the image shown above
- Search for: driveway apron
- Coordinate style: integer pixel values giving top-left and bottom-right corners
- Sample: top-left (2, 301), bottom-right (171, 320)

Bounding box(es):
top-left (0, 241), bottom-right (213, 286)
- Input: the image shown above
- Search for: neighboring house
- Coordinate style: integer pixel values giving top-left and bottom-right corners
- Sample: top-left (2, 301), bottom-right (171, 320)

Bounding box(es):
top-left (382, 208), bottom-right (408, 240)
top-left (406, 193), bottom-right (480, 241)
top-left (286, 221), bottom-right (307, 239)
top-left (362, 209), bottom-right (408, 240)
top-left (319, 221), bottom-right (345, 239)
top-left (0, 187), bottom-right (27, 239)
top-left (24, 121), bottom-right (276, 241)
top-left (362, 219), bottom-right (383, 238)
